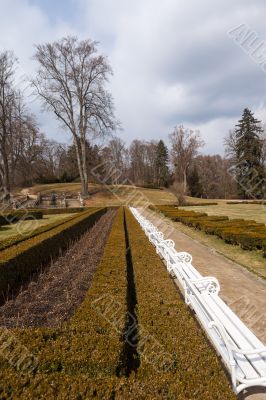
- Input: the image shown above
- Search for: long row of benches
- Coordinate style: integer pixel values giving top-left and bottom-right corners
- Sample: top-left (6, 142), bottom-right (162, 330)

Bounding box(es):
top-left (130, 207), bottom-right (266, 394)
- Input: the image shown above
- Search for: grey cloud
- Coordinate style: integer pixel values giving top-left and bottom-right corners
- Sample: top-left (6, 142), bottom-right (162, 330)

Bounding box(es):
top-left (1, 0), bottom-right (266, 154)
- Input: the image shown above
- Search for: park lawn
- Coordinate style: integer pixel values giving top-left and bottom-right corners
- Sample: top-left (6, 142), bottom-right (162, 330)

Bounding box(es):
top-left (180, 203), bottom-right (266, 224)
top-left (0, 213), bottom-right (73, 240)
top-left (21, 183), bottom-right (177, 206)
top-left (86, 185), bottom-right (177, 206)
top-left (25, 182), bottom-right (92, 195)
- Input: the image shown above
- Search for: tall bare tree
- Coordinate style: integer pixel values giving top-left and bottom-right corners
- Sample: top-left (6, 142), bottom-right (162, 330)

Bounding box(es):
top-left (32, 36), bottom-right (118, 195)
top-left (0, 51), bottom-right (17, 198)
top-left (169, 125), bottom-right (204, 194)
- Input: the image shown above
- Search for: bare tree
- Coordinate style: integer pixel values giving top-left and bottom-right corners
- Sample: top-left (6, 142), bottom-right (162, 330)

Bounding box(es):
top-left (224, 129), bottom-right (238, 161)
top-left (169, 125), bottom-right (204, 194)
top-left (32, 36), bottom-right (118, 195)
top-left (0, 51), bottom-right (17, 198)
top-left (102, 137), bottom-right (127, 184)
top-left (129, 140), bottom-right (146, 185)
top-left (193, 155), bottom-right (237, 199)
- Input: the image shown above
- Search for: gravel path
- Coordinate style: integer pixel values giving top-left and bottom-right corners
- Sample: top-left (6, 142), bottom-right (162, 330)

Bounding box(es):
top-left (143, 208), bottom-right (266, 400)
top-left (0, 209), bottom-right (116, 328)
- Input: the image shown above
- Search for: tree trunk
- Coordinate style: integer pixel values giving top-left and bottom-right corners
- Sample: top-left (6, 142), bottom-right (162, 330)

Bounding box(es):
top-left (80, 139), bottom-right (88, 196)
top-left (1, 133), bottom-right (10, 201)
top-left (183, 169), bottom-right (187, 195)
top-left (73, 137), bottom-right (87, 196)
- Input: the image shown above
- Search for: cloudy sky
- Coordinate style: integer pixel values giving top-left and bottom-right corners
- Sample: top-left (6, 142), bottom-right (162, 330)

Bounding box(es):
top-left (1, 0), bottom-right (266, 154)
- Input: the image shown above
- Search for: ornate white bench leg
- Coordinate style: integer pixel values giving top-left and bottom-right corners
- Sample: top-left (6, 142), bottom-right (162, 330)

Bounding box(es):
top-left (208, 321), bottom-right (238, 392)
top-left (184, 284), bottom-right (191, 305)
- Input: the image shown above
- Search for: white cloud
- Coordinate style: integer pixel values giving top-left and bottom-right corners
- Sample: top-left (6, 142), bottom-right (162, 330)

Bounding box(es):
top-left (1, 0), bottom-right (266, 152)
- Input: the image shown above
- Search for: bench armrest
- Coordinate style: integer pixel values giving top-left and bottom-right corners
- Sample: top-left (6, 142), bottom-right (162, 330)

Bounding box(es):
top-left (175, 251), bottom-right (193, 264)
top-left (191, 276), bottom-right (220, 294)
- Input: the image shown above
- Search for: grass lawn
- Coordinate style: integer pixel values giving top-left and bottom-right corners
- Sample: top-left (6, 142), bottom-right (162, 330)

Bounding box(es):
top-left (86, 185), bottom-right (177, 206)
top-left (0, 213), bottom-right (72, 240)
top-left (24, 182), bottom-right (86, 195)
top-left (19, 183), bottom-right (177, 206)
top-left (180, 203), bottom-right (266, 224)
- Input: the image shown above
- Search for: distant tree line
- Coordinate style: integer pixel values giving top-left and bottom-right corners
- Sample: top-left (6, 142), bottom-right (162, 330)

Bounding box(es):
top-left (0, 38), bottom-right (265, 200)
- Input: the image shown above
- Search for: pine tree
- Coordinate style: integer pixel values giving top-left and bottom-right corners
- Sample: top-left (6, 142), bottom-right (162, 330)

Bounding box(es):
top-left (188, 165), bottom-right (203, 198)
top-left (234, 108), bottom-right (265, 198)
top-left (155, 140), bottom-right (170, 187)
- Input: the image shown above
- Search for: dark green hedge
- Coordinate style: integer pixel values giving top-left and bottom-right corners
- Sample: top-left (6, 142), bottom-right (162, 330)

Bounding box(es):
top-left (0, 207), bottom-right (105, 301)
top-left (0, 213), bottom-right (83, 252)
top-left (25, 207), bottom-right (85, 215)
top-left (0, 211), bottom-right (43, 226)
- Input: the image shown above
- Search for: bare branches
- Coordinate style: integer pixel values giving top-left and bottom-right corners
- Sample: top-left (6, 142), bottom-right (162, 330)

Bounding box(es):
top-left (32, 36), bottom-right (118, 195)
top-left (169, 125), bottom-right (204, 193)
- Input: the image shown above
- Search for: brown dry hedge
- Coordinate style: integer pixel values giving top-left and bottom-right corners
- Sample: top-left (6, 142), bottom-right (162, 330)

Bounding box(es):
top-left (0, 207), bottom-right (129, 399)
top-left (152, 205), bottom-right (266, 257)
top-left (31, 207), bottom-right (86, 215)
top-left (0, 207), bottom-right (236, 399)
top-left (124, 208), bottom-right (236, 400)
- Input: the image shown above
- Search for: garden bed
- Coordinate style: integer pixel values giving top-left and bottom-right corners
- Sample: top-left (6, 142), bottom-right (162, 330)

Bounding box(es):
top-left (0, 207), bottom-right (236, 399)
top-left (0, 207), bottom-right (106, 301)
top-left (0, 209), bottom-right (116, 327)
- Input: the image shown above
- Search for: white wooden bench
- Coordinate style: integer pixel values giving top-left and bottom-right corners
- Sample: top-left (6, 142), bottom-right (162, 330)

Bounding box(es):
top-left (130, 207), bottom-right (266, 394)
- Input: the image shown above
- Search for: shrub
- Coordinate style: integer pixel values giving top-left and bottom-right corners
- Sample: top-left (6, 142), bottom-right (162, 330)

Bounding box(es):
top-left (0, 208), bottom-right (130, 398)
top-left (0, 213), bottom-right (84, 252)
top-left (153, 205), bottom-right (266, 256)
top-left (181, 202), bottom-right (218, 206)
top-left (0, 208), bottom-right (237, 399)
top-left (27, 207), bottom-right (85, 215)
top-left (0, 211), bottom-right (43, 226)
top-left (227, 201), bottom-right (266, 205)
top-left (124, 209), bottom-right (236, 399)
top-left (0, 207), bottom-right (106, 301)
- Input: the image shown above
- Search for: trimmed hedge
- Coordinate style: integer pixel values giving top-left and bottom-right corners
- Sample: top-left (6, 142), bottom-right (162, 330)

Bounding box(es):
top-left (35, 207), bottom-right (85, 215)
top-left (124, 209), bottom-right (236, 399)
top-left (0, 213), bottom-right (83, 252)
top-left (2, 208), bottom-right (127, 376)
top-left (227, 201), bottom-right (266, 205)
top-left (0, 208), bottom-right (131, 398)
top-left (181, 202), bottom-right (218, 206)
top-left (0, 207), bottom-right (237, 398)
top-left (152, 205), bottom-right (266, 257)
top-left (0, 207), bottom-right (106, 300)
top-left (0, 211), bottom-right (43, 226)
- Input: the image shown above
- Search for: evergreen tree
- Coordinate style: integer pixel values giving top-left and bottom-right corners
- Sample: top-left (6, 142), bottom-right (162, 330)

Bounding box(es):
top-left (155, 140), bottom-right (170, 187)
top-left (234, 108), bottom-right (265, 198)
top-left (188, 165), bottom-right (203, 197)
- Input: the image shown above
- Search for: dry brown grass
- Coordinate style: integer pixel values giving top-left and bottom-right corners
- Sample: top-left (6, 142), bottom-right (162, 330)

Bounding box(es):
top-left (23, 183), bottom-right (177, 206)
top-left (180, 203), bottom-right (266, 224)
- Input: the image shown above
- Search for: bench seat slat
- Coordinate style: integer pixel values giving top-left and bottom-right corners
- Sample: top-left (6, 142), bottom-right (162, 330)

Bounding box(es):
top-left (201, 294), bottom-right (266, 378)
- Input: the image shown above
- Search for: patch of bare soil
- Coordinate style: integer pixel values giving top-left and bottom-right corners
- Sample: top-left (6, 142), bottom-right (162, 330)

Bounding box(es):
top-left (0, 209), bottom-right (117, 328)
